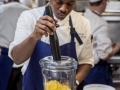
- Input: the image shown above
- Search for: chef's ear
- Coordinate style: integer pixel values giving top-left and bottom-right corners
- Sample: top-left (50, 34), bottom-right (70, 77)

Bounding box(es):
top-left (102, 0), bottom-right (106, 5)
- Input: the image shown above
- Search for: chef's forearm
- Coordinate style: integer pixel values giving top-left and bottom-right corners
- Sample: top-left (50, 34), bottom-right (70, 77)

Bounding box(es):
top-left (102, 43), bottom-right (120, 60)
top-left (12, 34), bottom-right (38, 64)
top-left (75, 64), bottom-right (91, 83)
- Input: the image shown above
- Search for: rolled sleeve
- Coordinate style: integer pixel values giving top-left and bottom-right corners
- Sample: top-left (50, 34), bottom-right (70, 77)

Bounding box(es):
top-left (8, 11), bottom-right (34, 60)
top-left (78, 36), bottom-right (94, 67)
top-left (8, 42), bottom-right (19, 60)
top-left (78, 20), bottom-right (94, 67)
top-left (95, 26), bottom-right (112, 59)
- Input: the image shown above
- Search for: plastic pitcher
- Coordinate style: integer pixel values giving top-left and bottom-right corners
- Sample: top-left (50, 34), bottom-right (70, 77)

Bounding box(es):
top-left (83, 84), bottom-right (116, 90)
top-left (40, 56), bottom-right (78, 90)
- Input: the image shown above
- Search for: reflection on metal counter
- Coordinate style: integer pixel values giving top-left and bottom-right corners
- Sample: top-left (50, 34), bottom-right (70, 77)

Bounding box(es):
top-left (108, 57), bottom-right (120, 90)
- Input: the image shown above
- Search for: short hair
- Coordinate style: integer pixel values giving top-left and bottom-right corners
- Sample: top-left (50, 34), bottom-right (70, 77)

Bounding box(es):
top-left (8, 0), bottom-right (19, 2)
top-left (90, 0), bottom-right (103, 6)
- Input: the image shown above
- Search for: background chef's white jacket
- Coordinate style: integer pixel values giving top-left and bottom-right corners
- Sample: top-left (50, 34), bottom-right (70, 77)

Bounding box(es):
top-left (0, 0), bottom-right (4, 5)
top-left (9, 6), bottom-right (94, 75)
top-left (84, 9), bottom-right (112, 64)
top-left (0, 2), bottom-right (30, 67)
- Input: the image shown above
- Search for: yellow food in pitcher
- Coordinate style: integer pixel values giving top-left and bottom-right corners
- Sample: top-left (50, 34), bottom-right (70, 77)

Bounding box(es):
top-left (45, 80), bottom-right (71, 90)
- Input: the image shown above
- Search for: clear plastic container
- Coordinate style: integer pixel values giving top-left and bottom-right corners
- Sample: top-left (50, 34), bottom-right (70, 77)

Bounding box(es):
top-left (40, 56), bottom-right (78, 90)
top-left (83, 84), bottom-right (115, 90)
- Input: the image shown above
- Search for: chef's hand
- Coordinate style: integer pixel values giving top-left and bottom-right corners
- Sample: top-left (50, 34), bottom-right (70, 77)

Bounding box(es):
top-left (74, 85), bottom-right (78, 90)
top-left (113, 43), bottom-right (120, 51)
top-left (117, 42), bottom-right (120, 50)
top-left (32, 15), bottom-right (58, 40)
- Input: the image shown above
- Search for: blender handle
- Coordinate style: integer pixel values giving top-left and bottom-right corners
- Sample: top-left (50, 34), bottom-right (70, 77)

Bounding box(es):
top-left (45, 5), bottom-right (61, 61)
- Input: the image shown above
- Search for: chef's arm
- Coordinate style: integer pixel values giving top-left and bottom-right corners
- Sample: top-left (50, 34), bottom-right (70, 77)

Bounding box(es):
top-left (11, 15), bottom-right (57, 65)
top-left (12, 34), bottom-right (38, 65)
top-left (102, 43), bottom-right (120, 60)
top-left (75, 64), bottom-right (92, 83)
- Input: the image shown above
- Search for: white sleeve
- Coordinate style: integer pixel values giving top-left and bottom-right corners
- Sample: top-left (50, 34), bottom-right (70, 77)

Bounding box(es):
top-left (0, 6), bottom-right (4, 34)
top-left (8, 11), bottom-right (34, 60)
top-left (95, 26), bottom-right (112, 60)
top-left (93, 49), bottom-right (100, 64)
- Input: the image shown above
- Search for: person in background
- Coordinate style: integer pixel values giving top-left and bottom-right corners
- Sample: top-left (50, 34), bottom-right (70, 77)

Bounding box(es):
top-left (8, 0), bottom-right (94, 90)
top-left (84, 0), bottom-right (120, 87)
top-left (0, 0), bottom-right (30, 90)
top-left (0, 0), bottom-right (6, 5)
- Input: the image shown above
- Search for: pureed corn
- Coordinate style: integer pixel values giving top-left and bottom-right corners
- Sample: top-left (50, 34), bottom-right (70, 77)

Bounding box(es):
top-left (45, 80), bottom-right (71, 90)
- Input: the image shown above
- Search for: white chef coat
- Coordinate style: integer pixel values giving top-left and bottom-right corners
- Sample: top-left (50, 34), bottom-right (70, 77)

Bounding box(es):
top-left (84, 9), bottom-right (112, 64)
top-left (0, 1), bottom-right (4, 6)
top-left (0, 2), bottom-right (30, 67)
top-left (9, 6), bottom-right (94, 75)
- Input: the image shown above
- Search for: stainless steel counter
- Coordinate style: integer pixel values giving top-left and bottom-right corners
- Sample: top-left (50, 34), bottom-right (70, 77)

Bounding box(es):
top-left (108, 56), bottom-right (120, 63)
top-left (108, 56), bottom-right (120, 89)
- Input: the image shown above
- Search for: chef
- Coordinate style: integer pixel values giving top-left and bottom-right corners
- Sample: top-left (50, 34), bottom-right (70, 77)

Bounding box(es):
top-left (9, 0), bottom-right (94, 90)
top-left (84, 0), bottom-right (120, 86)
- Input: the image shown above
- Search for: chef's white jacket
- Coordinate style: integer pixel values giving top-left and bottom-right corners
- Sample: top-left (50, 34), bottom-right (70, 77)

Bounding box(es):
top-left (9, 6), bottom-right (94, 75)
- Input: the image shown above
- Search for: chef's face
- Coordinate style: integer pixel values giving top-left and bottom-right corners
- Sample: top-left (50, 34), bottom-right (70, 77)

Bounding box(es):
top-left (49, 0), bottom-right (76, 20)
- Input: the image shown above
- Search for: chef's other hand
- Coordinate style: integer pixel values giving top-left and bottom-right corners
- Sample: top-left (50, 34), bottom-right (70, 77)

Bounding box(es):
top-left (114, 43), bottom-right (120, 50)
top-left (32, 15), bottom-right (58, 40)
top-left (117, 42), bottom-right (120, 50)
